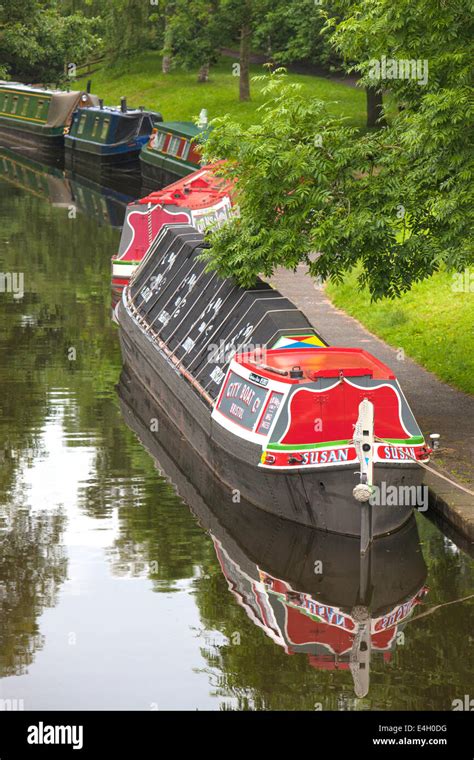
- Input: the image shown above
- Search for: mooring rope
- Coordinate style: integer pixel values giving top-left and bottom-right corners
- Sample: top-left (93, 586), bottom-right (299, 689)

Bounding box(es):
top-left (376, 593), bottom-right (474, 634)
top-left (374, 436), bottom-right (474, 498)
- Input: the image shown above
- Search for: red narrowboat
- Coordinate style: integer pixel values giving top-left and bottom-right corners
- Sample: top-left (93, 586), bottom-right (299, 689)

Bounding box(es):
top-left (111, 163), bottom-right (234, 303)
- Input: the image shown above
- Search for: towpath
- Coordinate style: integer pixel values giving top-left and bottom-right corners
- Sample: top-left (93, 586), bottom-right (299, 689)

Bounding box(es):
top-left (271, 265), bottom-right (474, 543)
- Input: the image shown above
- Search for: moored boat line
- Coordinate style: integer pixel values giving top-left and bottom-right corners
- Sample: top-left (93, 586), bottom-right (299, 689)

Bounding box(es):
top-left (0, 84), bottom-right (448, 543)
top-left (0, 82), bottom-right (208, 188)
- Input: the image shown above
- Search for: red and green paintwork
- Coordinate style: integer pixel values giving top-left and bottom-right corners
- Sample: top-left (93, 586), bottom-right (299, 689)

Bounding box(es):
top-left (213, 346), bottom-right (429, 470)
top-left (139, 121), bottom-right (207, 178)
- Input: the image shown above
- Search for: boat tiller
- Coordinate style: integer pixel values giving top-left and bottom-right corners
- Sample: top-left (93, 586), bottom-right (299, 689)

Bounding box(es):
top-left (353, 399), bottom-right (375, 554)
top-left (353, 398), bottom-right (375, 501)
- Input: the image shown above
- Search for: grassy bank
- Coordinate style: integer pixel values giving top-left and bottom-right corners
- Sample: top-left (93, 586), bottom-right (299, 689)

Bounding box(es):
top-left (326, 269), bottom-right (474, 394)
top-left (75, 51), bottom-right (366, 128)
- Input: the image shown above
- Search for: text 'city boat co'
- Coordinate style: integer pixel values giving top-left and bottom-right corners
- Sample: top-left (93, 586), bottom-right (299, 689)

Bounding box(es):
top-left (115, 223), bottom-right (431, 540)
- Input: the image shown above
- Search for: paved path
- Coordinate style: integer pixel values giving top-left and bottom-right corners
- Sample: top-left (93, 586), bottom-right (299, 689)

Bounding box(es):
top-left (270, 265), bottom-right (474, 541)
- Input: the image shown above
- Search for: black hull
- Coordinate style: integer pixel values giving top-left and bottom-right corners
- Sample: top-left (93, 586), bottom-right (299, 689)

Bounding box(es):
top-left (64, 146), bottom-right (141, 187)
top-left (139, 159), bottom-right (190, 193)
top-left (117, 363), bottom-right (427, 616)
top-left (0, 125), bottom-right (64, 161)
top-left (117, 299), bottom-right (421, 538)
top-left (64, 153), bottom-right (143, 197)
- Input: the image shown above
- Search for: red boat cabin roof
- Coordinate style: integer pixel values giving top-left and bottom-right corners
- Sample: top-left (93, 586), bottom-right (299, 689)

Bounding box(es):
top-left (136, 163), bottom-right (233, 211)
top-left (236, 347), bottom-right (396, 382)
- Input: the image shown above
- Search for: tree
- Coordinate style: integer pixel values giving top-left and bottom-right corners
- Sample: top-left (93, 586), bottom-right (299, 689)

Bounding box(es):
top-left (238, 0), bottom-right (252, 100)
top-left (218, 0), bottom-right (275, 101)
top-left (0, 1), bottom-right (101, 83)
top-left (324, 0), bottom-right (473, 270)
top-left (202, 58), bottom-right (472, 300)
top-left (161, 3), bottom-right (175, 74)
top-left (165, 0), bottom-right (222, 82)
top-left (252, 0), bottom-right (339, 71)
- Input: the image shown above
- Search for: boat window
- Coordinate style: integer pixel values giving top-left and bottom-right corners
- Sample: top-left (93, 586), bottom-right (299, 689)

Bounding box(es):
top-left (77, 113), bottom-right (86, 135)
top-left (92, 116), bottom-right (101, 138)
top-left (153, 131), bottom-right (166, 151)
top-left (2, 95), bottom-right (8, 112)
top-left (21, 97), bottom-right (29, 116)
top-left (100, 118), bottom-right (110, 141)
top-left (11, 96), bottom-right (18, 114)
top-left (114, 116), bottom-right (141, 142)
top-left (181, 140), bottom-right (190, 160)
top-left (167, 135), bottom-right (181, 156)
top-left (35, 99), bottom-right (45, 119)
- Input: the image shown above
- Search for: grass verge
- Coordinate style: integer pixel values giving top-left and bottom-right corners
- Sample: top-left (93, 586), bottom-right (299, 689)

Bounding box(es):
top-left (74, 51), bottom-right (366, 128)
top-left (326, 268), bottom-right (474, 394)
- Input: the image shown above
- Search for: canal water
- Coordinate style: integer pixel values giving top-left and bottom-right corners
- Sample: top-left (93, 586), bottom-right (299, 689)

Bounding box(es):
top-left (0, 153), bottom-right (472, 712)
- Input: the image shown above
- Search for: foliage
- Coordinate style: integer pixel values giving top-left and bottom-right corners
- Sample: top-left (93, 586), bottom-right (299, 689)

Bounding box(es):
top-left (202, 72), bottom-right (416, 299)
top-left (102, 0), bottom-right (160, 63)
top-left (202, 0), bottom-right (473, 300)
top-left (253, 0), bottom-right (340, 69)
top-left (0, 1), bottom-right (101, 83)
top-left (164, 0), bottom-right (224, 74)
top-left (325, 0), bottom-right (474, 279)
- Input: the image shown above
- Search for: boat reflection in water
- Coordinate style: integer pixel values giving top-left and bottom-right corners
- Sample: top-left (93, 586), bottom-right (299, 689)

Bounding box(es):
top-left (117, 365), bottom-right (428, 698)
top-left (0, 147), bottom-right (136, 228)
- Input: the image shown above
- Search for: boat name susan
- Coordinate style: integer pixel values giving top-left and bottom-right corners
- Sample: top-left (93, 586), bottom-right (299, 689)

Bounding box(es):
top-left (302, 448), bottom-right (351, 465)
top-left (380, 445), bottom-right (417, 461)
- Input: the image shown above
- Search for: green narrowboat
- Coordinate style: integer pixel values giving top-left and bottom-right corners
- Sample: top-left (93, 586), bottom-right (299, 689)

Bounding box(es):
top-left (139, 119), bottom-right (208, 189)
top-left (0, 81), bottom-right (98, 156)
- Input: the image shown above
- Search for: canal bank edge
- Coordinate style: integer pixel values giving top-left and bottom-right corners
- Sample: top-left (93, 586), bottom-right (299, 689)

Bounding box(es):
top-left (270, 265), bottom-right (474, 545)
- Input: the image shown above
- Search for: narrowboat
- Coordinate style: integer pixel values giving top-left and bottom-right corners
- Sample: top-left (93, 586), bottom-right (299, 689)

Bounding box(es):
top-left (117, 365), bottom-right (428, 698)
top-left (115, 223), bottom-right (431, 539)
top-left (111, 163), bottom-right (234, 302)
top-left (0, 82), bottom-right (98, 156)
top-left (139, 119), bottom-right (208, 189)
top-left (65, 98), bottom-right (162, 175)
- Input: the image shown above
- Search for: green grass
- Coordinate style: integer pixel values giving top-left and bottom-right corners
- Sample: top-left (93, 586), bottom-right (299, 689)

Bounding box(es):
top-left (74, 51), bottom-right (366, 128)
top-left (326, 268), bottom-right (474, 394)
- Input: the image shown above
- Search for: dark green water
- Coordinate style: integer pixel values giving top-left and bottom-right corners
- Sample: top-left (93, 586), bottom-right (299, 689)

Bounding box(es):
top-left (0, 156), bottom-right (472, 711)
